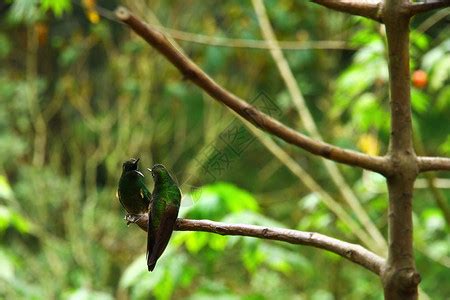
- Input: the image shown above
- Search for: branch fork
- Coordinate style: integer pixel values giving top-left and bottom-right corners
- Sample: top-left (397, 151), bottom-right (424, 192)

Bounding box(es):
top-left (312, 0), bottom-right (450, 23)
top-left (115, 6), bottom-right (391, 175)
top-left (116, 3), bottom-right (450, 298)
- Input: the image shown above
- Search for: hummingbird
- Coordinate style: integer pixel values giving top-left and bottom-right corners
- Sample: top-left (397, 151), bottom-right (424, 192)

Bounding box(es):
top-left (147, 164), bottom-right (181, 272)
top-left (117, 158), bottom-right (152, 221)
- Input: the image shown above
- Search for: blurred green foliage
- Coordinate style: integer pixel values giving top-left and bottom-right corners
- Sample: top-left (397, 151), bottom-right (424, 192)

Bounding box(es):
top-left (0, 0), bottom-right (449, 299)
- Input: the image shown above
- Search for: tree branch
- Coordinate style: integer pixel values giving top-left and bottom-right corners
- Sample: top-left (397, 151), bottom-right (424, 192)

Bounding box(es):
top-left (149, 25), bottom-right (353, 50)
top-left (125, 214), bottom-right (385, 276)
top-left (252, 0), bottom-right (387, 253)
top-left (311, 0), bottom-right (383, 22)
top-left (406, 0), bottom-right (450, 16)
top-left (417, 156), bottom-right (450, 172)
top-left (244, 124), bottom-right (383, 252)
top-left (115, 6), bottom-right (390, 175)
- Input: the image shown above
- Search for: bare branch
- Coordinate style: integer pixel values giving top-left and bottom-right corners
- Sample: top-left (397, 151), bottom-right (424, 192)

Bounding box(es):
top-left (406, 0), bottom-right (450, 16)
top-left (115, 6), bottom-right (390, 175)
top-left (126, 214), bottom-right (385, 275)
top-left (252, 0), bottom-right (387, 253)
top-left (244, 124), bottom-right (383, 252)
top-left (416, 7), bottom-right (450, 32)
top-left (151, 25), bottom-right (353, 51)
top-left (417, 156), bottom-right (450, 172)
top-left (311, 0), bottom-right (383, 22)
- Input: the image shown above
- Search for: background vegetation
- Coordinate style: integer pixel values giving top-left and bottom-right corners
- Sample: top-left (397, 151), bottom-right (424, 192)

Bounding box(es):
top-left (0, 0), bottom-right (449, 299)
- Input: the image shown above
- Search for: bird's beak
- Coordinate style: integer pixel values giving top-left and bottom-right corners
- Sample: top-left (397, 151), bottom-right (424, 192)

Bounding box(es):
top-left (134, 158), bottom-right (140, 165)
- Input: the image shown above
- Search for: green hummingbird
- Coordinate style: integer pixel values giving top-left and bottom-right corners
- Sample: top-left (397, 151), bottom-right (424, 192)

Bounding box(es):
top-left (147, 164), bottom-right (181, 272)
top-left (117, 158), bottom-right (152, 218)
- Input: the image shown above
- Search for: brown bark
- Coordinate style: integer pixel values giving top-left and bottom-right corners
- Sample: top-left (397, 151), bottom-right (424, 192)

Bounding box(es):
top-left (115, 2), bottom-right (450, 299)
top-left (417, 156), bottom-right (450, 172)
top-left (311, 0), bottom-right (383, 22)
top-left (125, 214), bottom-right (385, 276)
top-left (382, 0), bottom-right (420, 299)
top-left (407, 0), bottom-right (450, 16)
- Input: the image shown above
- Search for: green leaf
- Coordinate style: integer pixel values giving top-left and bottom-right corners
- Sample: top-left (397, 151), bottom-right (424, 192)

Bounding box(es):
top-left (0, 249), bottom-right (15, 282)
top-left (439, 135), bottom-right (450, 155)
top-left (411, 89), bottom-right (429, 113)
top-left (221, 211), bottom-right (285, 228)
top-left (351, 93), bottom-right (389, 131)
top-left (0, 175), bottom-right (14, 201)
top-left (241, 244), bottom-right (265, 273)
top-left (9, 0), bottom-right (40, 23)
top-left (185, 182), bottom-right (259, 220)
top-left (0, 34), bottom-right (11, 59)
top-left (435, 85), bottom-right (450, 110)
top-left (422, 208), bottom-right (445, 234)
top-left (429, 55), bottom-right (450, 91)
top-left (0, 205), bottom-right (30, 234)
top-left (185, 232), bottom-right (209, 253)
top-left (119, 255), bottom-right (150, 289)
top-left (40, 0), bottom-right (71, 17)
top-left (411, 31), bottom-right (429, 51)
top-left (259, 244), bottom-right (311, 275)
top-left (63, 288), bottom-right (113, 300)
top-left (422, 39), bottom-right (450, 71)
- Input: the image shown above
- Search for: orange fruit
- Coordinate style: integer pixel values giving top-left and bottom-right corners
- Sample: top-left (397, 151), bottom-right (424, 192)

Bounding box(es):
top-left (412, 70), bottom-right (428, 89)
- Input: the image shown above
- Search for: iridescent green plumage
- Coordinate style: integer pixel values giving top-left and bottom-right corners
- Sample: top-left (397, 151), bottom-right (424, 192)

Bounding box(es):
top-left (147, 164), bottom-right (181, 272)
top-left (117, 158), bottom-right (151, 215)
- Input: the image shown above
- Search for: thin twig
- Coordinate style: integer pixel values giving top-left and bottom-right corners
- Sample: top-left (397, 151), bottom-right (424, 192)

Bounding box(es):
top-left (89, 1), bottom-right (353, 51)
top-left (417, 156), bottom-right (450, 172)
top-left (406, 0), bottom-right (450, 16)
top-left (115, 6), bottom-right (390, 175)
top-left (311, 0), bottom-right (383, 22)
top-left (416, 8), bottom-right (450, 32)
top-left (151, 25), bottom-right (353, 51)
top-left (126, 215), bottom-right (385, 276)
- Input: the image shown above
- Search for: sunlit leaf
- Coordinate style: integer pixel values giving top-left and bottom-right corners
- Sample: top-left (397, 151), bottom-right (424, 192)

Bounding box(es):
top-left (0, 205), bottom-right (30, 234)
top-left (0, 249), bottom-right (15, 282)
top-left (357, 134), bottom-right (380, 156)
top-left (0, 175), bottom-right (14, 201)
top-left (422, 208), bottom-right (445, 234)
top-left (411, 89), bottom-right (429, 113)
top-left (184, 182), bottom-right (259, 220)
top-left (41, 0), bottom-right (71, 17)
top-left (63, 288), bottom-right (113, 300)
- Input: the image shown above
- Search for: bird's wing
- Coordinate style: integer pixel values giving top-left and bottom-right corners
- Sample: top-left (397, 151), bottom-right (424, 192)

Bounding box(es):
top-left (135, 170), bottom-right (152, 205)
top-left (147, 204), bottom-right (179, 272)
top-left (140, 186), bottom-right (152, 204)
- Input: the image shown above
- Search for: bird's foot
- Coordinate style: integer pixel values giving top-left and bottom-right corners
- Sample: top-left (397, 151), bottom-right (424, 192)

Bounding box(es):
top-left (124, 213), bottom-right (144, 226)
top-left (124, 213), bottom-right (149, 231)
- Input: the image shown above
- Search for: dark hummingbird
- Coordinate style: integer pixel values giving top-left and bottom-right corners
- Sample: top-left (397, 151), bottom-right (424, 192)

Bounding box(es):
top-left (117, 158), bottom-right (152, 220)
top-left (147, 164), bottom-right (181, 272)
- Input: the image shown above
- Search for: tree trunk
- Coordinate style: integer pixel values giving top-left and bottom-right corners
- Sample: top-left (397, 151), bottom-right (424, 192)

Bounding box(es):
top-left (382, 0), bottom-right (420, 298)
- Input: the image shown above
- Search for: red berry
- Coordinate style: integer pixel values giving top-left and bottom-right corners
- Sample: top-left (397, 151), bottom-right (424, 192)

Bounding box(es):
top-left (412, 70), bottom-right (428, 89)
